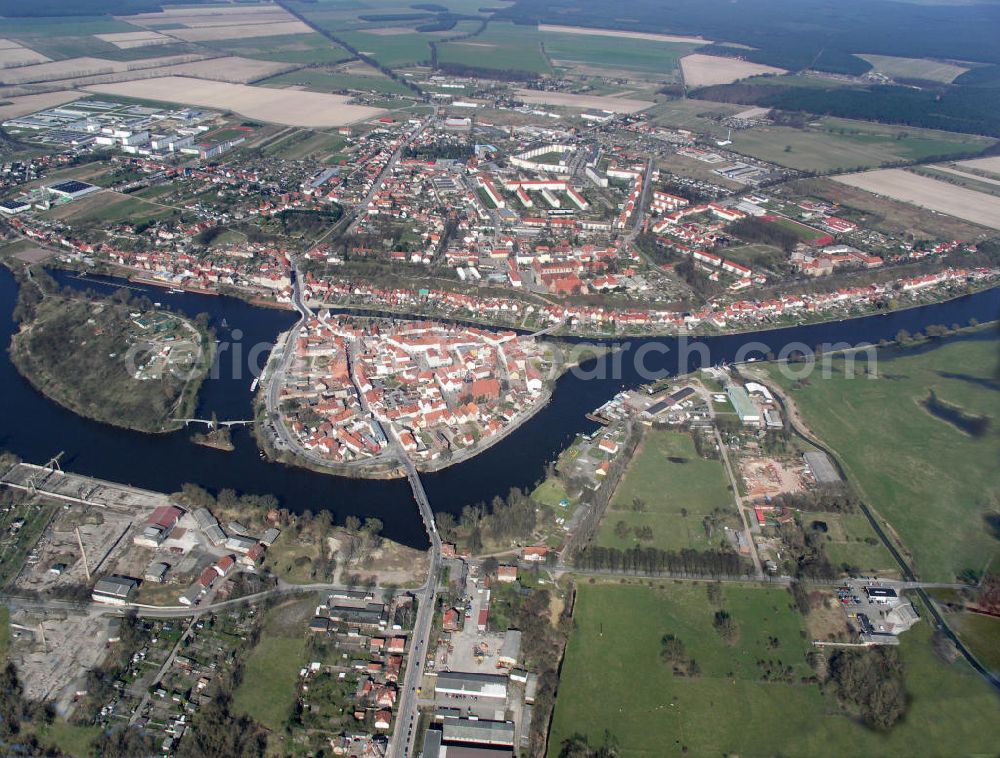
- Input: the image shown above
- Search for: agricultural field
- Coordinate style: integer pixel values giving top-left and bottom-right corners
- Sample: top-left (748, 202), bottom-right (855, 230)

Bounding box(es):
top-left (0, 38), bottom-right (49, 67)
top-left (549, 581), bottom-right (1000, 757)
top-left (761, 333), bottom-right (1000, 582)
top-left (681, 53), bottom-right (786, 87)
top-left (857, 54), bottom-right (970, 84)
top-left (259, 68), bottom-right (412, 97)
top-left (85, 77), bottom-right (385, 128)
top-left (0, 91), bottom-right (83, 120)
top-left (205, 33), bottom-right (354, 65)
top-left (728, 118), bottom-right (992, 172)
top-left (512, 89), bottom-right (654, 114)
top-left (437, 23), bottom-right (552, 74)
top-left (952, 155), bottom-right (1000, 177)
top-left (916, 165), bottom-right (1000, 197)
top-left (595, 429), bottom-right (739, 553)
top-left (338, 30), bottom-right (434, 68)
top-left (832, 168), bottom-right (1000, 230)
top-left (540, 29), bottom-right (701, 77)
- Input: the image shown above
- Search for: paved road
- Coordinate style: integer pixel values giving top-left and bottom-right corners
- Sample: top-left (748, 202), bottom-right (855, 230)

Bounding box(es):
top-left (386, 428), bottom-right (441, 758)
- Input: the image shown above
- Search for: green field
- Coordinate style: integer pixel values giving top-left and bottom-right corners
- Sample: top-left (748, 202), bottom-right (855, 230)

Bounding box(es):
top-left (802, 511), bottom-right (898, 574)
top-left (595, 430), bottom-right (739, 552)
top-left (648, 98), bottom-right (747, 137)
top-left (953, 612), bottom-right (1000, 675)
top-left (206, 33), bottom-right (354, 65)
top-left (549, 582), bottom-right (1000, 757)
top-left (45, 192), bottom-right (177, 226)
top-left (728, 119), bottom-right (993, 172)
top-left (437, 23), bottom-right (552, 74)
top-left (260, 69), bottom-right (412, 97)
top-left (542, 31), bottom-right (699, 76)
top-left (857, 54), bottom-right (970, 84)
top-left (232, 596), bottom-right (314, 731)
top-left (762, 332), bottom-right (1000, 581)
top-left (338, 30), bottom-right (434, 68)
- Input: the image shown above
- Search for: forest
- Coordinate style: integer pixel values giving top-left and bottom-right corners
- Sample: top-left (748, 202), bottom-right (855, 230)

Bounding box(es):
top-left (496, 0), bottom-right (1000, 73)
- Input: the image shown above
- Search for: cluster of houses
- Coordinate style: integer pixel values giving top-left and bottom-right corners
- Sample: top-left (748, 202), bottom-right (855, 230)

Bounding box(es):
top-left (307, 589), bottom-right (415, 737)
top-left (280, 315), bottom-right (550, 465)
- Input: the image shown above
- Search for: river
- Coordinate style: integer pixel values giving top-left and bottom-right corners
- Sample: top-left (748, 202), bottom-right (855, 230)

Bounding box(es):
top-left (0, 266), bottom-right (996, 548)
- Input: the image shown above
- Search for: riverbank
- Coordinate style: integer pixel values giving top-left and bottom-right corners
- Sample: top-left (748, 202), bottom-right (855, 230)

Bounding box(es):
top-left (59, 257), bottom-right (998, 340)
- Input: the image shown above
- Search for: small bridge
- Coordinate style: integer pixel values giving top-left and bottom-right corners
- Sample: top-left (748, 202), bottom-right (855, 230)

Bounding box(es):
top-left (179, 419), bottom-right (255, 429)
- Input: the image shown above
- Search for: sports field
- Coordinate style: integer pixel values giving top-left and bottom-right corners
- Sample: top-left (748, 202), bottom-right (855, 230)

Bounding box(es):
top-left (549, 581), bottom-right (1000, 757)
top-left (595, 430), bottom-right (739, 552)
top-left (762, 333), bottom-right (1000, 582)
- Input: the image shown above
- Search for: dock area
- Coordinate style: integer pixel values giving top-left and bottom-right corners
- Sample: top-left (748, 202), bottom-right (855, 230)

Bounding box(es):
top-left (0, 460), bottom-right (172, 512)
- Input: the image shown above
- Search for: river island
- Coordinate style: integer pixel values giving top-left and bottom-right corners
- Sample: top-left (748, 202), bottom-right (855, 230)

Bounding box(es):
top-left (9, 274), bottom-right (211, 434)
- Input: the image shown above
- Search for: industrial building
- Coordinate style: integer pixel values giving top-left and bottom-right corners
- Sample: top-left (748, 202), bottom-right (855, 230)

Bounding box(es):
top-left (92, 575), bottom-right (138, 605)
top-left (726, 384), bottom-right (762, 425)
top-left (803, 451), bottom-right (840, 483)
top-left (433, 671), bottom-right (508, 700)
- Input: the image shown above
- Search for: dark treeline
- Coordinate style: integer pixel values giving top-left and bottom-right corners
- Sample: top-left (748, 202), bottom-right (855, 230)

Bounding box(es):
top-left (576, 545), bottom-right (752, 577)
top-left (437, 61), bottom-right (540, 82)
top-left (691, 82), bottom-right (1000, 139)
top-left (436, 487), bottom-right (538, 552)
top-left (564, 421), bottom-right (643, 556)
top-left (495, 0), bottom-right (1000, 73)
top-left (771, 485), bottom-right (859, 515)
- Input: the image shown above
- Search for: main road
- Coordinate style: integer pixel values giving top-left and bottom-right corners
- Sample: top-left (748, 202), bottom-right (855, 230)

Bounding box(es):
top-left (385, 427), bottom-right (441, 758)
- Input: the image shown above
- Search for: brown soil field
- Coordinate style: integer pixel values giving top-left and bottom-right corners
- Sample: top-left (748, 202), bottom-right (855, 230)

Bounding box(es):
top-left (0, 54), bottom-right (202, 85)
top-left (513, 89), bottom-right (654, 114)
top-left (0, 40), bottom-right (49, 67)
top-left (169, 22), bottom-right (311, 42)
top-left (85, 76), bottom-right (385, 127)
top-left (121, 4), bottom-right (295, 27)
top-left (954, 156), bottom-right (1000, 178)
top-left (832, 168), bottom-right (1000, 231)
top-left (148, 56), bottom-right (293, 84)
top-left (365, 27), bottom-right (418, 36)
top-left (95, 31), bottom-right (174, 49)
top-left (681, 53), bottom-right (786, 87)
top-left (538, 24), bottom-right (708, 45)
top-left (0, 90), bottom-right (83, 120)
top-left (932, 164), bottom-right (1000, 188)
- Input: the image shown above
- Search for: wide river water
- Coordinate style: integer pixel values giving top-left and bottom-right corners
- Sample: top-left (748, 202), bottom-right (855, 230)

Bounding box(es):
top-left (0, 266), bottom-right (996, 548)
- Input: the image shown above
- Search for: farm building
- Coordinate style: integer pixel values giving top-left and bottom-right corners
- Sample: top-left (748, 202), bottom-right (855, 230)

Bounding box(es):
top-left (803, 451), bottom-right (840, 483)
